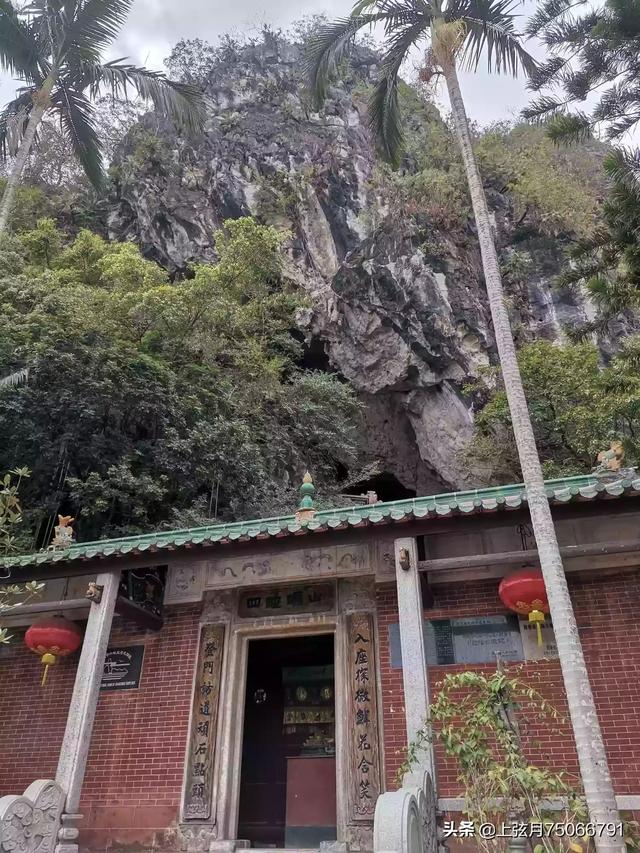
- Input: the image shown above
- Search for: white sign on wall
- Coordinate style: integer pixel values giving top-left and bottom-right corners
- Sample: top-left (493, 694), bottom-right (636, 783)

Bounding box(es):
top-left (519, 616), bottom-right (558, 660)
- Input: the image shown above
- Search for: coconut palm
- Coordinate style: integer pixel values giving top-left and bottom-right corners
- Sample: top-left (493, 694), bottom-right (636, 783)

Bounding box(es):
top-left (0, 0), bottom-right (205, 233)
top-left (306, 3), bottom-right (622, 847)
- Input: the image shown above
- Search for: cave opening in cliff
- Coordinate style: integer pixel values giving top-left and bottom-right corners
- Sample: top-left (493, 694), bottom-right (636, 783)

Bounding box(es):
top-left (295, 334), bottom-right (334, 373)
top-left (345, 471), bottom-right (416, 503)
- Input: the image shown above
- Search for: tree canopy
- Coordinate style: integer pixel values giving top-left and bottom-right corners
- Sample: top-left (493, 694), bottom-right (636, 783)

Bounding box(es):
top-left (0, 217), bottom-right (362, 545)
top-left (464, 338), bottom-right (640, 482)
top-left (524, 0), bottom-right (640, 144)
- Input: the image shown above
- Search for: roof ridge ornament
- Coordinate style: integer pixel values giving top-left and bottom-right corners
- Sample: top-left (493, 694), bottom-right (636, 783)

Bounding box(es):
top-left (295, 470), bottom-right (317, 524)
top-left (593, 441), bottom-right (637, 482)
top-left (48, 515), bottom-right (75, 551)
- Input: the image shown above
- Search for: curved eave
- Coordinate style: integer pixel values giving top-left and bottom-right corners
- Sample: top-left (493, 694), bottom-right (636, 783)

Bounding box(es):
top-left (3, 474), bottom-right (639, 572)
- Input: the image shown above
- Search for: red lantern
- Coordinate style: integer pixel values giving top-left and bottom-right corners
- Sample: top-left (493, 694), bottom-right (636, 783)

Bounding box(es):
top-left (25, 616), bottom-right (83, 686)
top-left (498, 568), bottom-right (550, 646)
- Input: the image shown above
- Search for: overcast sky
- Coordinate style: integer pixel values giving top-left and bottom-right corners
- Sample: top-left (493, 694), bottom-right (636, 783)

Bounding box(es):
top-left (0, 0), bottom-right (544, 127)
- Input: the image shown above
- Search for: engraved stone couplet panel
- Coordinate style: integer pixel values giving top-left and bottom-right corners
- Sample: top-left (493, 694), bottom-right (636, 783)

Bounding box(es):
top-left (346, 612), bottom-right (382, 823)
top-left (205, 544), bottom-right (373, 590)
top-left (183, 625), bottom-right (225, 821)
top-left (0, 779), bottom-right (65, 853)
top-left (165, 563), bottom-right (206, 604)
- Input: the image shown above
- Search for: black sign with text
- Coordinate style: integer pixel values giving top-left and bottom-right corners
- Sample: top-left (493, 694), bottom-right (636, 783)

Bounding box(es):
top-left (101, 645), bottom-right (145, 691)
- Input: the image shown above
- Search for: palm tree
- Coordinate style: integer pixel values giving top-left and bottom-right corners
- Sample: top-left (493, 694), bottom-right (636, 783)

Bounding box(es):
top-left (306, 4), bottom-right (623, 848)
top-left (0, 0), bottom-right (205, 233)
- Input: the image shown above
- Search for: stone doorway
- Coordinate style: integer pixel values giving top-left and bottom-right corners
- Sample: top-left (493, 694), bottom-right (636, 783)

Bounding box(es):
top-left (237, 634), bottom-right (337, 848)
top-left (180, 580), bottom-right (381, 851)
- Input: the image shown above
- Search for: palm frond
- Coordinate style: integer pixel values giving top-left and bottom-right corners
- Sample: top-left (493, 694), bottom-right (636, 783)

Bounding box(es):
top-left (77, 60), bottom-right (205, 134)
top-left (0, 368), bottom-right (30, 387)
top-left (60, 0), bottom-right (133, 62)
top-left (546, 111), bottom-right (592, 143)
top-left (594, 82), bottom-right (640, 139)
top-left (0, 0), bottom-right (41, 82)
top-left (541, 11), bottom-right (599, 47)
top-left (525, 0), bottom-right (588, 37)
top-left (526, 55), bottom-right (567, 90)
top-left (0, 90), bottom-right (33, 160)
top-left (605, 112), bottom-right (640, 139)
top-left (603, 147), bottom-right (640, 202)
top-left (456, 0), bottom-right (537, 77)
top-left (303, 14), bottom-right (388, 107)
top-left (52, 83), bottom-right (105, 187)
top-left (368, 18), bottom-right (427, 164)
top-left (352, 0), bottom-right (378, 12)
top-left (521, 93), bottom-right (566, 121)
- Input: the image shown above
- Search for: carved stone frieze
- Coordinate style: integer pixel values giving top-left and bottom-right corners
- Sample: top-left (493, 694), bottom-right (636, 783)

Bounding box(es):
top-left (200, 590), bottom-right (236, 624)
top-left (345, 823), bottom-right (374, 851)
top-left (0, 780), bottom-right (65, 853)
top-left (165, 563), bottom-right (206, 604)
top-left (339, 577), bottom-right (377, 613)
top-left (176, 824), bottom-right (218, 853)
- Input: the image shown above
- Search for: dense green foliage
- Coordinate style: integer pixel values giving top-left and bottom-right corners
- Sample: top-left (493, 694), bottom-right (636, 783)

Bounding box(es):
top-left (0, 469), bottom-right (44, 645)
top-left (525, 0), bottom-right (640, 144)
top-left (465, 339), bottom-right (640, 482)
top-left (401, 669), bottom-right (587, 853)
top-left (558, 148), bottom-right (640, 335)
top-left (0, 217), bottom-right (362, 545)
top-left (370, 98), bottom-right (604, 240)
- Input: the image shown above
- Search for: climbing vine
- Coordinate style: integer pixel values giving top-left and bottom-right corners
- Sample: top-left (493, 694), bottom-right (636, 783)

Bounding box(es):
top-left (399, 668), bottom-right (639, 853)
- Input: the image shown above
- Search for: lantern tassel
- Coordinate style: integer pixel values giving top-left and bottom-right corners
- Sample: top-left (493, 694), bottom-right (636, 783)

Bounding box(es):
top-left (40, 652), bottom-right (56, 687)
top-left (528, 609), bottom-right (545, 647)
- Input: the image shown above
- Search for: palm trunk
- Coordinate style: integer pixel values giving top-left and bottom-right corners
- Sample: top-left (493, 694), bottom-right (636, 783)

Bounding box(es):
top-left (441, 57), bottom-right (623, 852)
top-left (0, 77), bottom-right (54, 235)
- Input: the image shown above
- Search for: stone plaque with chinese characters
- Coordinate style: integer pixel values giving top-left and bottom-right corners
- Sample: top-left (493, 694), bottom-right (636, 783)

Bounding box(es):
top-left (238, 582), bottom-right (335, 618)
top-left (165, 563), bottom-right (205, 604)
top-left (205, 544), bottom-right (372, 590)
top-left (346, 612), bottom-right (382, 823)
top-left (183, 625), bottom-right (224, 820)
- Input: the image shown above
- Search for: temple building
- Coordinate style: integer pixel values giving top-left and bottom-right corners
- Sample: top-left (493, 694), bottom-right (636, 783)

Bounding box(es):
top-left (1, 472), bottom-right (640, 853)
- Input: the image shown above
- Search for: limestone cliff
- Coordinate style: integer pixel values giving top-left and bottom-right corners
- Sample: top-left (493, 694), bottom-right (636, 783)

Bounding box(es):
top-left (108, 32), bottom-right (599, 495)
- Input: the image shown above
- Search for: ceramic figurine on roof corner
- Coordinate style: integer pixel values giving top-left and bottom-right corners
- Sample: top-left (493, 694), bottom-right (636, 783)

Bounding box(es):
top-left (48, 515), bottom-right (75, 551)
top-left (593, 441), bottom-right (637, 482)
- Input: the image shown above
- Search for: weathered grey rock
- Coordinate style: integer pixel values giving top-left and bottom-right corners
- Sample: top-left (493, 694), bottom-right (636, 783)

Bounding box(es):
top-left (108, 33), bottom-right (602, 493)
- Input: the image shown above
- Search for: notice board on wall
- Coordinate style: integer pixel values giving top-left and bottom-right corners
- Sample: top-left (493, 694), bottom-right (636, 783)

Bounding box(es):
top-left (388, 614), bottom-right (557, 668)
top-left (101, 645), bottom-right (145, 690)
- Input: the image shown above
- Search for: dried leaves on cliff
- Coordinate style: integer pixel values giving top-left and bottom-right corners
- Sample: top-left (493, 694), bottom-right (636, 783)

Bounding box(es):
top-left (0, 217), bottom-right (362, 544)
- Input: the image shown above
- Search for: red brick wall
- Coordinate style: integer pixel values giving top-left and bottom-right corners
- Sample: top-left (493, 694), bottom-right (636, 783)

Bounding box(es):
top-left (376, 571), bottom-right (640, 798)
top-left (0, 603), bottom-right (201, 850)
top-left (2, 570), bottom-right (638, 849)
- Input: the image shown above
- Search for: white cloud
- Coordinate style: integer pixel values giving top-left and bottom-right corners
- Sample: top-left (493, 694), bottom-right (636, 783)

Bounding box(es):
top-left (1, 0), bottom-right (541, 127)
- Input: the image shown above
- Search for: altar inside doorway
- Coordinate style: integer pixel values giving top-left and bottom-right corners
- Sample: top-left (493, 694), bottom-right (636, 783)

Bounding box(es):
top-left (237, 634), bottom-right (337, 848)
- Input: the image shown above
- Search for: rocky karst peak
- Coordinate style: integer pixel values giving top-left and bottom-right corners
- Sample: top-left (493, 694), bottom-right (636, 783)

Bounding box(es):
top-left (108, 31), bottom-right (599, 495)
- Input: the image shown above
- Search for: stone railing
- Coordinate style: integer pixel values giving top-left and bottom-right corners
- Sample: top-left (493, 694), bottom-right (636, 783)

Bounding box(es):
top-left (0, 780), bottom-right (65, 853)
top-left (373, 771), bottom-right (438, 853)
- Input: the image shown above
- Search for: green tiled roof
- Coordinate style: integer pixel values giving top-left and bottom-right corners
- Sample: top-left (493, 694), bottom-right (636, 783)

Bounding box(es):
top-left (3, 473), bottom-right (639, 571)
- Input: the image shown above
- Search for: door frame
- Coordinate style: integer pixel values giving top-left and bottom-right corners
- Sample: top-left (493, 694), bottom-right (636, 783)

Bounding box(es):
top-left (213, 614), bottom-right (348, 844)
